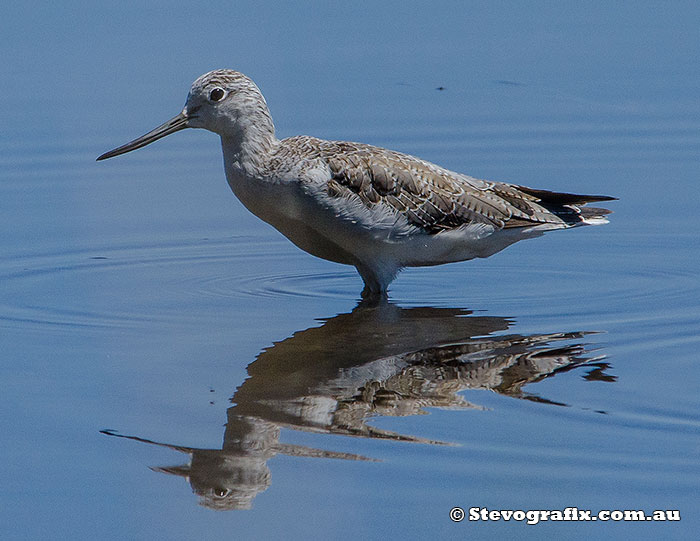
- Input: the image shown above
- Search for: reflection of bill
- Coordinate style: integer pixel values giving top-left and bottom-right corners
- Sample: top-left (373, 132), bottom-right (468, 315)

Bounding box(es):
top-left (102, 301), bottom-right (613, 510)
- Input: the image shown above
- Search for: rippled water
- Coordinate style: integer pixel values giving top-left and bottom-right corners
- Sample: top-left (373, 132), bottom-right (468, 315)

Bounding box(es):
top-left (3, 3), bottom-right (700, 540)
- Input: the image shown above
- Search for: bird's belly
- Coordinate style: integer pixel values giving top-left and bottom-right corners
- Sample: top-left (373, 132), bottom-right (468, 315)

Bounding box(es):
top-left (226, 174), bottom-right (362, 265)
top-left (263, 212), bottom-right (361, 266)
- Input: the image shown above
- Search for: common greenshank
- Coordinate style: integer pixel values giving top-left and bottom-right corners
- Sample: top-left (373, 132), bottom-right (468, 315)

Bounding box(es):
top-left (98, 69), bottom-right (614, 297)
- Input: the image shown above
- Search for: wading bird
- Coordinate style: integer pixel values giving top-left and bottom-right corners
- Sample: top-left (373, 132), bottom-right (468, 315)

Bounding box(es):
top-left (98, 70), bottom-right (614, 297)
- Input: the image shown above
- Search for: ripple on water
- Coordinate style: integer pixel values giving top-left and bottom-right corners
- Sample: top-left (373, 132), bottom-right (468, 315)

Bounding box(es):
top-left (2, 229), bottom-right (697, 332)
top-left (0, 235), bottom-right (360, 332)
top-left (178, 269), bottom-right (358, 301)
top-left (393, 264), bottom-right (698, 314)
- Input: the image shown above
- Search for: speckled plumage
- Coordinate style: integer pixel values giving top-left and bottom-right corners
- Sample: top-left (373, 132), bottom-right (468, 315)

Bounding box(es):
top-left (98, 69), bottom-right (615, 296)
top-left (266, 136), bottom-right (612, 231)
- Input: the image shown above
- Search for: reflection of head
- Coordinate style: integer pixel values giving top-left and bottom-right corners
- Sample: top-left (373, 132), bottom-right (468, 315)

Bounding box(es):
top-left (153, 452), bottom-right (271, 511)
top-left (102, 414), bottom-right (375, 511)
top-left (185, 451), bottom-right (272, 511)
top-left (153, 416), bottom-right (280, 511)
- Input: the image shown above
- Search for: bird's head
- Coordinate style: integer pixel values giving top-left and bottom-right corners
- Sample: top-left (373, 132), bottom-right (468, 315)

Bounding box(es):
top-left (97, 69), bottom-right (270, 161)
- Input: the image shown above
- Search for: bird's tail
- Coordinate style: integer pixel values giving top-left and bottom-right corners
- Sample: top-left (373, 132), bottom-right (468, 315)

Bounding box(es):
top-left (515, 185), bottom-right (617, 226)
top-left (578, 205), bottom-right (614, 225)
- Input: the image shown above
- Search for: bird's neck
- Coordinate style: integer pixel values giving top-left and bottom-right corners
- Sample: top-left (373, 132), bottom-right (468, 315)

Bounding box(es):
top-left (221, 106), bottom-right (278, 178)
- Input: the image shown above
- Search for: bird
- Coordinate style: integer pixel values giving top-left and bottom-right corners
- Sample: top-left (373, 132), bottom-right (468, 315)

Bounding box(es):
top-left (98, 69), bottom-right (615, 297)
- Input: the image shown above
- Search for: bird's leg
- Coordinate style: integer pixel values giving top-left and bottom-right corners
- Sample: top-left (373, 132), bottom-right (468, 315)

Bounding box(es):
top-left (356, 263), bottom-right (390, 300)
top-left (360, 286), bottom-right (388, 301)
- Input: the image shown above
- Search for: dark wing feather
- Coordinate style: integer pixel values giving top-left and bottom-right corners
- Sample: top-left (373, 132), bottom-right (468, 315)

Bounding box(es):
top-left (513, 185), bottom-right (617, 206)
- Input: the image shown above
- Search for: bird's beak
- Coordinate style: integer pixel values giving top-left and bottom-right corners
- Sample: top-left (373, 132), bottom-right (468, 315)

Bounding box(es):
top-left (96, 110), bottom-right (189, 161)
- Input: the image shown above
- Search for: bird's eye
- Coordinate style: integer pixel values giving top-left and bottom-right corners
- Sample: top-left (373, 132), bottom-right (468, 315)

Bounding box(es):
top-left (209, 87), bottom-right (225, 102)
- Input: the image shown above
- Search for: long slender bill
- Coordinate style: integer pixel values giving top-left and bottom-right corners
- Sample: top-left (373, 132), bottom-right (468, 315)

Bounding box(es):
top-left (97, 111), bottom-right (189, 161)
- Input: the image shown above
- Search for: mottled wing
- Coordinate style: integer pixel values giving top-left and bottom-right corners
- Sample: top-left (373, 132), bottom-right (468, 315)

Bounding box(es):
top-left (317, 141), bottom-right (613, 232)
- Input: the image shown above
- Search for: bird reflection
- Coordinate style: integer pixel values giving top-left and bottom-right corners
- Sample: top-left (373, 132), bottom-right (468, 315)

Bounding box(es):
top-left (102, 301), bottom-right (612, 510)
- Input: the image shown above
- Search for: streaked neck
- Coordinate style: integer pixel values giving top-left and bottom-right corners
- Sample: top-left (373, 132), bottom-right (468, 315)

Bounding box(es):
top-left (221, 105), bottom-right (277, 176)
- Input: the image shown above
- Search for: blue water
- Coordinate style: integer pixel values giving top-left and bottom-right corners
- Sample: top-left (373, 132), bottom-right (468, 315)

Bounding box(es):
top-left (2, 2), bottom-right (699, 539)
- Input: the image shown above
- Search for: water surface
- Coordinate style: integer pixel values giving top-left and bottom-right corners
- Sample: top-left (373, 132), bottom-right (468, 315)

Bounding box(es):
top-left (2, 2), bottom-right (699, 539)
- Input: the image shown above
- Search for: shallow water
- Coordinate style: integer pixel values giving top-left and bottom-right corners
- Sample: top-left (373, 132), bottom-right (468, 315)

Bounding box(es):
top-left (2, 3), bottom-right (700, 540)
